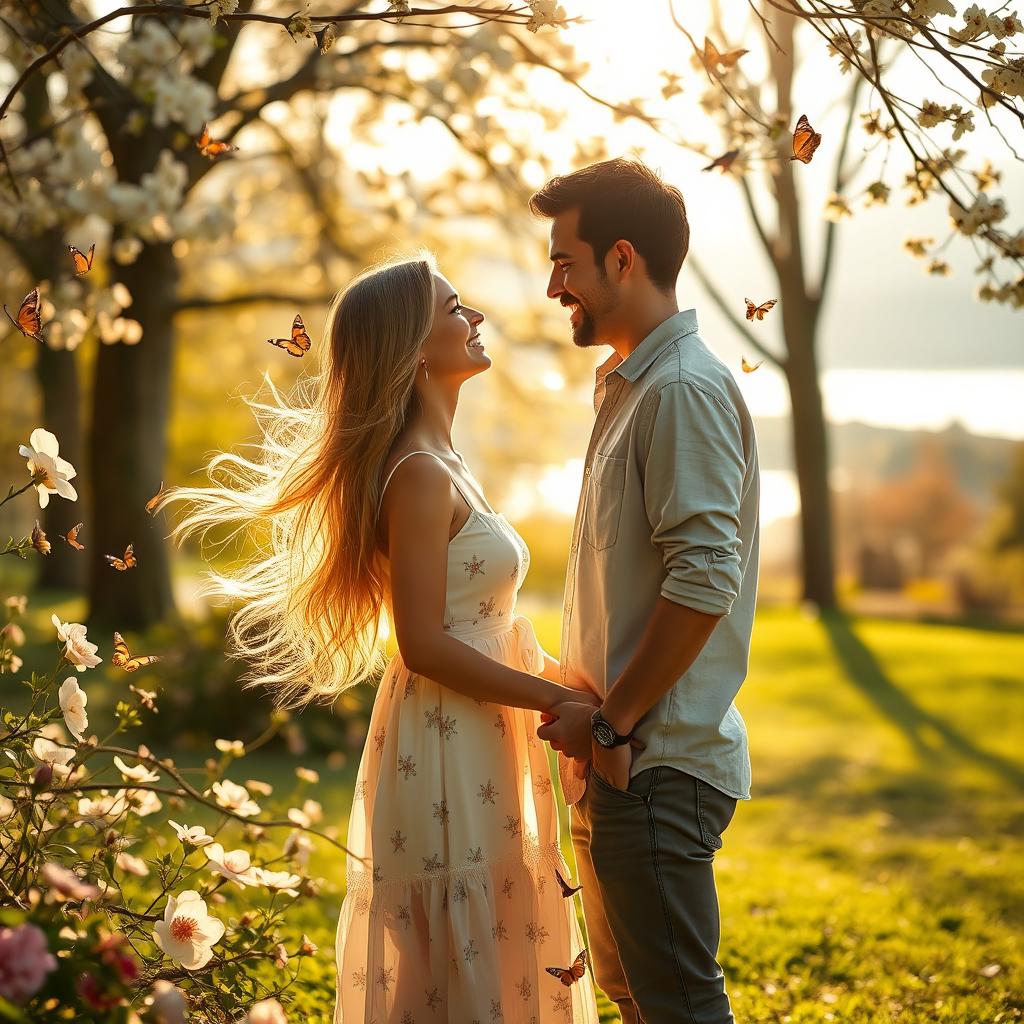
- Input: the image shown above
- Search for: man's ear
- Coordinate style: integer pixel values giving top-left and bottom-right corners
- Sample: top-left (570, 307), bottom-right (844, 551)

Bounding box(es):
top-left (613, 240), bottom-right (637, 278)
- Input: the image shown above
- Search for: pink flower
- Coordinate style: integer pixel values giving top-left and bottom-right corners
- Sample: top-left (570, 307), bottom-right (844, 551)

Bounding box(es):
top-left (0, 922), bottom-right (58, 1003)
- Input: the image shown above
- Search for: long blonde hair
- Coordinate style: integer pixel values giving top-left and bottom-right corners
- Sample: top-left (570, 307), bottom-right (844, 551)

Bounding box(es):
top-left (157, 254), bottom-right (438, 710)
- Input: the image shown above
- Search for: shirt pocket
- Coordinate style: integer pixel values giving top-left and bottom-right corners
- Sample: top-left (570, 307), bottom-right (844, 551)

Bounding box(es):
top-left (583, 452), bottom-right (626, 551)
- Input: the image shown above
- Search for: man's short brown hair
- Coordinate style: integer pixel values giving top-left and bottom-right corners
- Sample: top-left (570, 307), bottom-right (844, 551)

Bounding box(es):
top-left (529, 158), bottom-right (689, 292)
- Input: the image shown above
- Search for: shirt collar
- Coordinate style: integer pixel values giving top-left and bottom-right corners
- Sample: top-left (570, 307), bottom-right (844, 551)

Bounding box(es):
top-left (613, 309), bottom-right (699, 383)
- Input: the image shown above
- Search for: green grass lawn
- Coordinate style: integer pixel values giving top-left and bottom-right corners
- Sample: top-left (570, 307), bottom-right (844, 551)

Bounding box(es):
top-left (8, 596), bottom-right (1023, 1022)
top-left (195, 605), bottom-right (1024, 1023)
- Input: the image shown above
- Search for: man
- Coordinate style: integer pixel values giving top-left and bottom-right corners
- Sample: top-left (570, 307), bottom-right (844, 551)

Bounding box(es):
top-left (531, 158), bottom-right (760, 1024)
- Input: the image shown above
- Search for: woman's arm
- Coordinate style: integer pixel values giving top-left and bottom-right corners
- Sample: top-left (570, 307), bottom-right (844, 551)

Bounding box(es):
top-left (384, 456), bottom-right (591, 713)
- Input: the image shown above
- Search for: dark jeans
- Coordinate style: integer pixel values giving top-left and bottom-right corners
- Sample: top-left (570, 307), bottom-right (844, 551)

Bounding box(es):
top-left (570, 766), bottom-right (738, 1024)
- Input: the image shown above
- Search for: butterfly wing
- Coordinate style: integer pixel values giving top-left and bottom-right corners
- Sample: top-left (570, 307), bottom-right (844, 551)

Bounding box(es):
top-left (145, 482), bottom-right (165, 515)
top-left (554, 867), bottom-right (582, 898)
top-left (104, 544), bottom-right (134, 570)
top-left (201, 140), bottom-right (238, 158)
top-left (5, 288), bottom-right (44, 341)
top-left (111, 631), bottom-right (130, 669)
top-left (196, 123), bottom-right (211, 151)
top-left (125, 653), bottom-right (161, 673)
top-left (756, 298), bottom-right (777, 320)
top-left (31, 521), bottom-right (51, 555)
top-left (267, 337), bottom-right (302, 357)
top-left (545, 949), bottom-right (588, 986)
top-left (544, 966), bottom-right (572, 985)
top-left (571, 948), bottom-right (588, 980)
top-left (741, 357), bottom-right (763, 373)
top-left (291, 313), bottom-right (312, 353)
top-left (69, 244), bottom-right (95, 275)
top-left (744, 298), bottom-right (757, 321)
top-left (791, 114), bottom-right (822, 164)
top-left (62, 523), bottom-right (85, 550)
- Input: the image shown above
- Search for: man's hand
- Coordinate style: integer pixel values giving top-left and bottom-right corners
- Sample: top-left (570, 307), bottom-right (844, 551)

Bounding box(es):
top-left (536, 701), bottom-right (596, 760)
top-left (537, 701), bottom-right (646, 762)
top-left (591, 738), bottom-right (633, 791)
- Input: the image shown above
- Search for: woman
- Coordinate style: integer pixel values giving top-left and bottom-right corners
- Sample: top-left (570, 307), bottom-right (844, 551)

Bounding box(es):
top-left (160, 255), bottom-right (601, 1022)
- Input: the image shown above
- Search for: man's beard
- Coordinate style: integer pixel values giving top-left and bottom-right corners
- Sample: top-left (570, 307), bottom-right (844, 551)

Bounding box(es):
top-left (570, 303), bottom-right (599, 349)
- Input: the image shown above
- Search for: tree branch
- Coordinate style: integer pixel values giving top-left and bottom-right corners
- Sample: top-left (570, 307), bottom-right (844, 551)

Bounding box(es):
top-left (687, 254), bottom-right (787, 370)
top-left (816, 65), bottom-right (867, 308)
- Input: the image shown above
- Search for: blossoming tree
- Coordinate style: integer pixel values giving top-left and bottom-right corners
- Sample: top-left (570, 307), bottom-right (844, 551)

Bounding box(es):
top-left (0, 1), bottom-right (583, 628)
top-left (658, 0), bottom-right (1021, 608)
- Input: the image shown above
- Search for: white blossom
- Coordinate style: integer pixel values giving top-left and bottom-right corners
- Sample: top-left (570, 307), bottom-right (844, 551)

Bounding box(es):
top-left (153, 890), bottom-right (224, 969)
top-left (204, 843), bottom-right (261, 888)
top-left (58, 677), bottom-right (89, 741)
top-left (51, 614), bottom-right (102, 671)
top-left (168, 820), bottom-right (215, 847)
top-left (31, 737), bottom-right (76, 780)
top-left (19, 429), bottom-right (78, 508)
top-left (113, 755), bottom-right (159, 784)
top-left (253, 867), bottom-right (302, 898)
top-left (210, 779), bottom-right (261, 817)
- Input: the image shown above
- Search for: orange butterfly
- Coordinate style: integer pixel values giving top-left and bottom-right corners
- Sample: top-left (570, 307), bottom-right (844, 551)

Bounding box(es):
top-left (702, 149), bottom-right (739, 174)
top-left (744, 297), bottom-right (777, 321)
top-left (4, 288), bottom-right (45, 342)
top-left (196, 123), bottom-right (239, 160)
top-left (266, 314), bottom-right (311, 358)
top-left (546, 949), bottom-right (588, 987)
top-left (31, 521), bottom-right (51, 555)
top-left (68, 243), bottom-right (96, 275)
top-left (702, 36), bottom-right (748, 72)
top-left (790, 113), bottom-right (822, 164)
top-left (61, 523), bottom-right (85, 550)
top-left (145, 481), bottom-right (166, 515)
top-left (554, 867), bottom-right (582, 898)
top-left (111, 631), bottom-right (162, 673)
top-left (104, 543), bottom-right (137, 571)
top-left (741, 357), bottom-right (764, 373)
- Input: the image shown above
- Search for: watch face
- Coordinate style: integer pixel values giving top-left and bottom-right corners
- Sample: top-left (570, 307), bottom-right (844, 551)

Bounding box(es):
top-left (593, 720), bottom-right (616, 748)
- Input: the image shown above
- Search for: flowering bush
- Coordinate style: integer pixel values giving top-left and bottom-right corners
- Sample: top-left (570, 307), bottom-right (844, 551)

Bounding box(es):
top-left (0, 437), bottom-right (349, 1022)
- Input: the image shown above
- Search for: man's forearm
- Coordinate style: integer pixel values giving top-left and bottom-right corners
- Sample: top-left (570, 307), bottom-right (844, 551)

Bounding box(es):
top-left (600, 596), bottom-right (722, 736)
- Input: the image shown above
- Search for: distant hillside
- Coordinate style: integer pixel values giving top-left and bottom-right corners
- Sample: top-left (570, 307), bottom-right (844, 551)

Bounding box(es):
top-left (753, 418), bottom-right (1019, 504)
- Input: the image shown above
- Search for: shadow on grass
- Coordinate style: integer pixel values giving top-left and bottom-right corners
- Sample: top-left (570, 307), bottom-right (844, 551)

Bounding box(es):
top-left (820, 611), bottom-right (1024, 789)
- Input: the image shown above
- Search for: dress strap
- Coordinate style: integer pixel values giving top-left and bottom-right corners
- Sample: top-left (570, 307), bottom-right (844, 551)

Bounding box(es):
top-left (379, 451), bottom-right (475, 509)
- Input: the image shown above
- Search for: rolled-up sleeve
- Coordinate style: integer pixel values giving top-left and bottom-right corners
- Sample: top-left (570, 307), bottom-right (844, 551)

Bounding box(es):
top-left (639, 380), bottom-right (744, 616)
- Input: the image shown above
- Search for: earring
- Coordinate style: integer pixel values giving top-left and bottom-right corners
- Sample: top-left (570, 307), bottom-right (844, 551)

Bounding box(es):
top-left (420, 358), bottom-right (428, 382)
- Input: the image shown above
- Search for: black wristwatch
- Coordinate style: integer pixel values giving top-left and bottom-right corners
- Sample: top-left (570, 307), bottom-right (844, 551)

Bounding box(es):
top-left (591, 708), bottom-right (633, 749)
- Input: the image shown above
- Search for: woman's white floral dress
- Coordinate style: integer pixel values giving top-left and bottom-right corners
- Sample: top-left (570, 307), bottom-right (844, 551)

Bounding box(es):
top-left (334, 453), bottom-right (599, 1024)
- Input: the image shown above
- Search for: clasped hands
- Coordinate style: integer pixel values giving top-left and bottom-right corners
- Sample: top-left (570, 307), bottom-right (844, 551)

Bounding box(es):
top-left (536, 688), bottom-right (645, 791)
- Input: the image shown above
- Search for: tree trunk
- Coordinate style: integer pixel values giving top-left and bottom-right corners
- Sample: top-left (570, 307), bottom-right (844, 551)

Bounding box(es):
top-left (785, 341), bottom-right (837, 609)
top-left (86, 242), bottom-right (178, 629)
top-left (35, 341), bottom-right (86, 592)
top-left (16, 76), bottom-right (85, 591)
top-left (767, 6), bottom-right (838, 610)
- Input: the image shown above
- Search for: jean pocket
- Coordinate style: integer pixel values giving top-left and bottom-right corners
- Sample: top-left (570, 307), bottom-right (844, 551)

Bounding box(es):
top-left (582, 453), bottom-right (626, 551)
top-left (590, 765), bottom-right (645, 803)
top-left (694, 778), bottom-right (737, 852)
